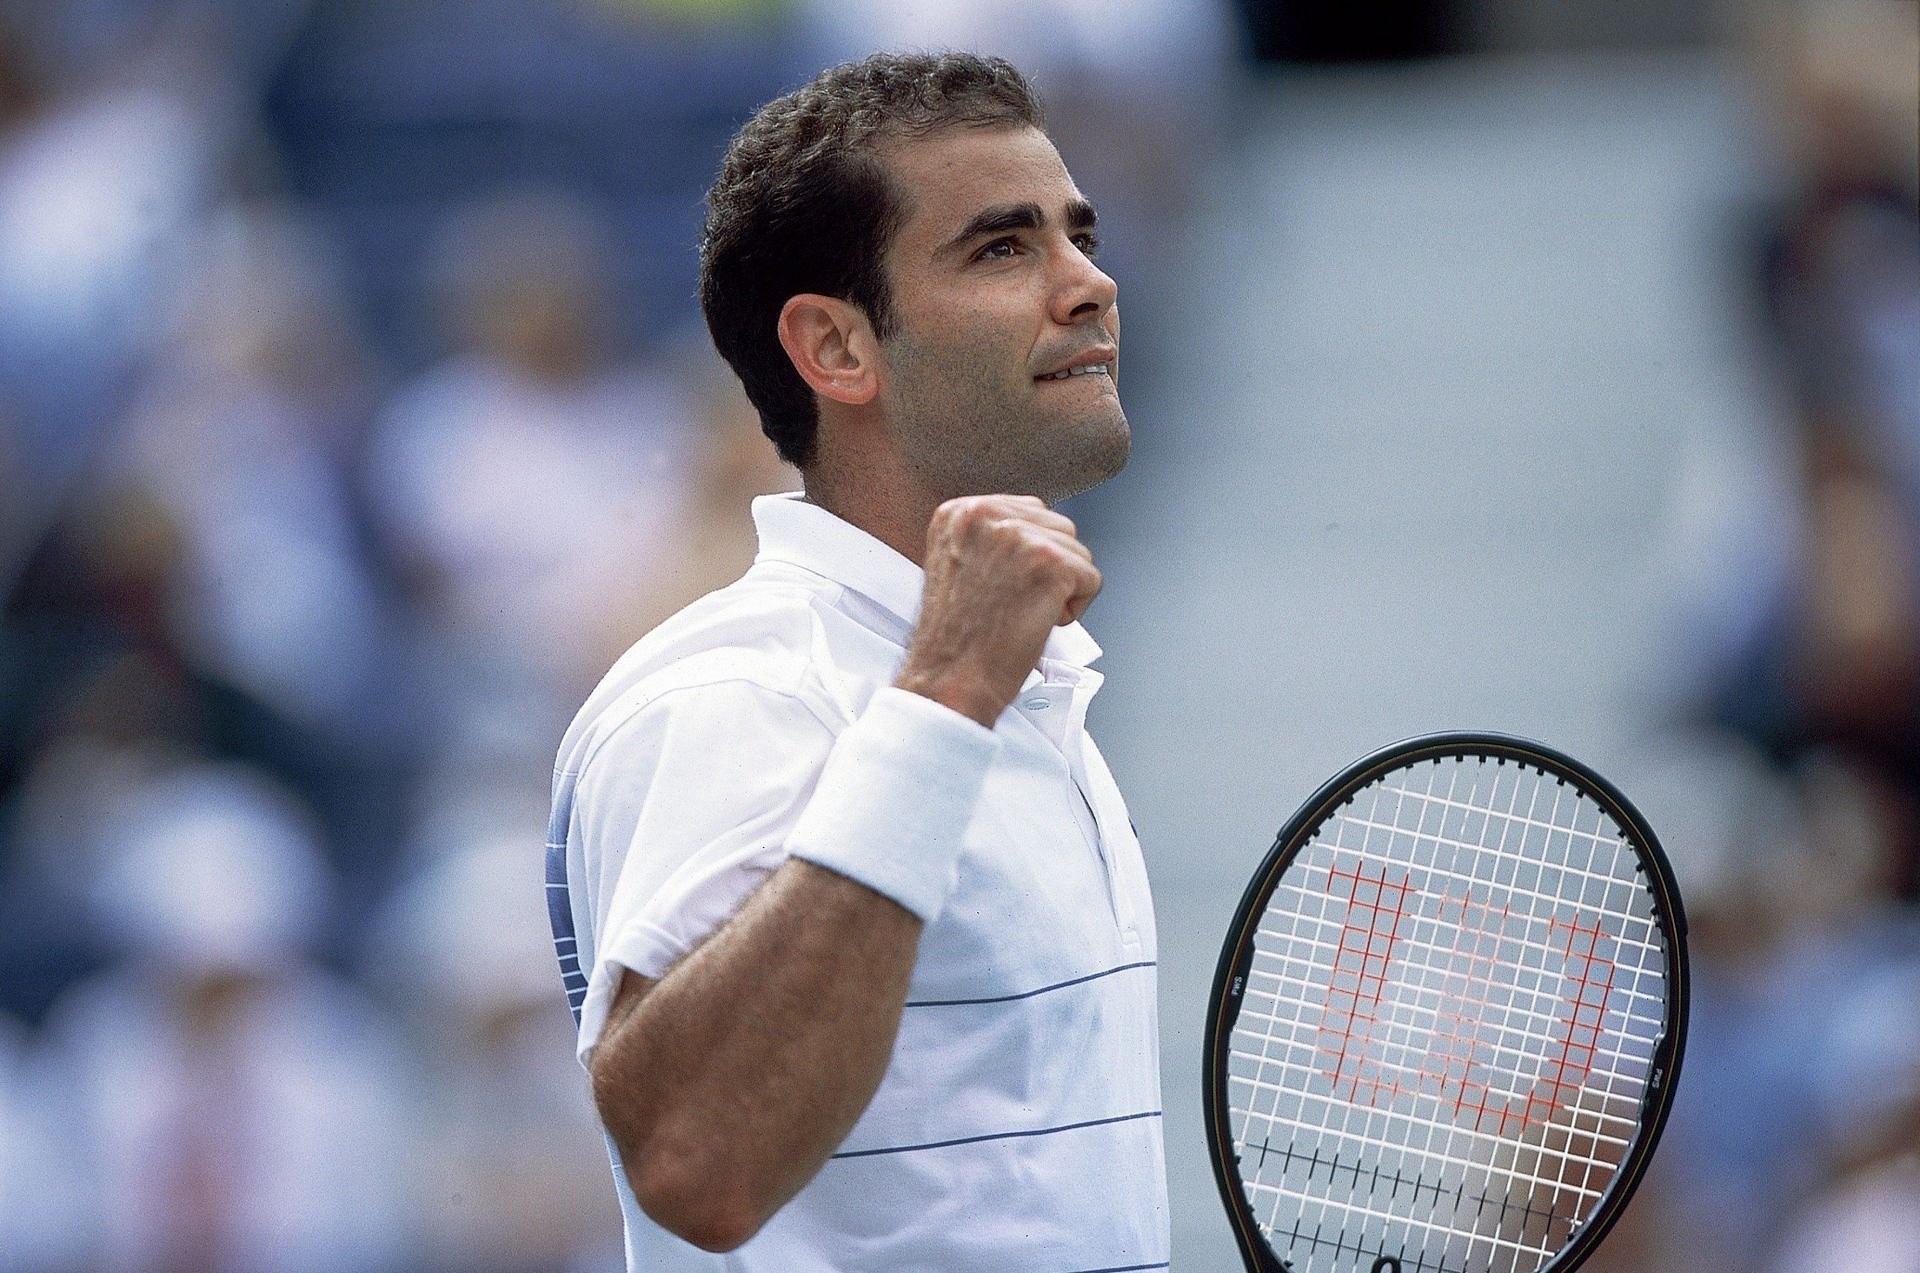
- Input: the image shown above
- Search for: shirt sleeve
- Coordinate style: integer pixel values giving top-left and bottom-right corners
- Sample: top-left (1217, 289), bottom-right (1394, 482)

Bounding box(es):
top-left (568, 678), bottom-right (1001, 1064)
top-left (570, 677), bottom-right (835, 1063)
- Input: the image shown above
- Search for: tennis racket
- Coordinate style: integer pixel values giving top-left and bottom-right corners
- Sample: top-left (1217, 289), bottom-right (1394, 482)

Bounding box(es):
top-left (1203, 733), bottom-right (1688, 1273)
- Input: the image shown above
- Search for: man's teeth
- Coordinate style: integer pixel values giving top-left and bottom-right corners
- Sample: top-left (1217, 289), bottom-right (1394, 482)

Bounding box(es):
top-left (1039, 364), bottom-right (1109, 381)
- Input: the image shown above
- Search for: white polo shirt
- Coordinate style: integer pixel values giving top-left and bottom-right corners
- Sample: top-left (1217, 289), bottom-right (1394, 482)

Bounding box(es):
top-left (546, 492), bottom-right (1168, 1271)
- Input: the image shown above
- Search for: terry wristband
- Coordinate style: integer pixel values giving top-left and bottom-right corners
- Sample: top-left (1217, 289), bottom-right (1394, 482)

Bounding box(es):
top-left (786, 685), bottom-right (1001, 923)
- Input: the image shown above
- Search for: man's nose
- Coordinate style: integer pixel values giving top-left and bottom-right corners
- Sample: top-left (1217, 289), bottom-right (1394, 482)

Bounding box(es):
top-left (1052, 244), bottom-right (1117, 325)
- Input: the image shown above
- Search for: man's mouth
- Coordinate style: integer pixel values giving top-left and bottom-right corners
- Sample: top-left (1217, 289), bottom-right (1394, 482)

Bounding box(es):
top-left (1036, 364), bottom-right (1111, 382)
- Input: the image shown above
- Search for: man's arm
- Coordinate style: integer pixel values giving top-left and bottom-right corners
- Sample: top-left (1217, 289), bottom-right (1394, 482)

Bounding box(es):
top-left (585, 495), bottom-right (1100, 1251)
top-left (589, 858), bottom-right (919, 1252)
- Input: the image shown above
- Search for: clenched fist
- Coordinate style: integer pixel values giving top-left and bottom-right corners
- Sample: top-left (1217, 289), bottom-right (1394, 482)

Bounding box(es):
top-left (895, 495), bottom-right (1102, 729)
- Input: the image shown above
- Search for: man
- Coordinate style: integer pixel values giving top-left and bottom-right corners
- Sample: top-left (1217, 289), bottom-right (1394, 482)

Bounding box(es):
top-left (546, 51), bottom-right (1168, 1270)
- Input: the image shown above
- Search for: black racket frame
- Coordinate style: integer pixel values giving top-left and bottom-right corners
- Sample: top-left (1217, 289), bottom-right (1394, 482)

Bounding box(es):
top-left (1202, 732), bottom-right (1690, 1273)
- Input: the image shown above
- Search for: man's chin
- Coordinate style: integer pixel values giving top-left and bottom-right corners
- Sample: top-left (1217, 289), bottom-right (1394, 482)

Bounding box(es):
top-left (1037, 417), bottom-right (1130, 505)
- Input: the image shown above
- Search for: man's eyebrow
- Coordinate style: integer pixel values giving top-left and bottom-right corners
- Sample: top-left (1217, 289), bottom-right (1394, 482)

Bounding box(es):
top-left (939, 198), bottom-right (1099, 258)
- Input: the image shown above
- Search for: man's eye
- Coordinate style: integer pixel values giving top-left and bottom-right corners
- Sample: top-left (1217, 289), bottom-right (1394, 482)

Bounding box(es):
top-left (1074, 232), bottom-right (1103, 257)
top-left (976, 238), bottom-right (1018, 261)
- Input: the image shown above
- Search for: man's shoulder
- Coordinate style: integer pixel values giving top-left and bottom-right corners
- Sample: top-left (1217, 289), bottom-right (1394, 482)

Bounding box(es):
top-left (555, 567), bottom-right (857, 776)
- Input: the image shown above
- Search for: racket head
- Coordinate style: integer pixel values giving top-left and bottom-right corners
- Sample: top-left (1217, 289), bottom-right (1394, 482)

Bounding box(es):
top-left (1203, 733), bottom-right (1689, 1273)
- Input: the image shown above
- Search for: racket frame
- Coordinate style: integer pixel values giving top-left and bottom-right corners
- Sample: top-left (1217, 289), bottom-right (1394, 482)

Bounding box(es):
top-left (1202, 732), bottom-right (1690, 1273)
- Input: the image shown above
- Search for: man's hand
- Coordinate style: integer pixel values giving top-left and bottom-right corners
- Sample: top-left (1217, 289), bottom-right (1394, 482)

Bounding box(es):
top-left (895, 495), bottom-right (1101, 728)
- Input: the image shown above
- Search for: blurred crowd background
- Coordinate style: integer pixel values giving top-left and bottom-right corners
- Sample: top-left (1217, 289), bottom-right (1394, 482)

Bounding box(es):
top-left (0, 0), bottom-right (1913, 1270)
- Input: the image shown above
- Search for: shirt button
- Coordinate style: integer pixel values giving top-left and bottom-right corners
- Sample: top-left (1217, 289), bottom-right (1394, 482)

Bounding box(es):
top-left (1022, 696), bottom-right (1051, 711)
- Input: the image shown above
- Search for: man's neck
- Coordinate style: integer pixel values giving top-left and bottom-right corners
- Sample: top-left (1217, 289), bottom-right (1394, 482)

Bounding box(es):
top-left (800, 470), bottom-right (936, 569)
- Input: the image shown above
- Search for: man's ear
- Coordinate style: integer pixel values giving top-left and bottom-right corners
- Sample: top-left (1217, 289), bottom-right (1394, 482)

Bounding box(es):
top-left (777, 294), bottom-right (879, 406)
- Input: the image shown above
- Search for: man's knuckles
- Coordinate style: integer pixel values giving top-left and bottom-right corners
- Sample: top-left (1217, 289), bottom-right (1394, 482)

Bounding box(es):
top-left (999, 528), bottom-right (1082, 578)
top-left (934, 495), bottom-right (1074, 537)
top-left (935, 493), bottom-right (1021, 529)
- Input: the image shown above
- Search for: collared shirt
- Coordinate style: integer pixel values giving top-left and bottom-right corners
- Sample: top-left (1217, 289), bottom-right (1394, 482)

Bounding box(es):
top-left (546, 492), bottom-right (1169, 1271)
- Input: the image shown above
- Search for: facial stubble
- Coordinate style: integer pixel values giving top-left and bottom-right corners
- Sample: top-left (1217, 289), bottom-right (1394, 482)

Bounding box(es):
top-left (881, 329), bottom-right (1130, 509)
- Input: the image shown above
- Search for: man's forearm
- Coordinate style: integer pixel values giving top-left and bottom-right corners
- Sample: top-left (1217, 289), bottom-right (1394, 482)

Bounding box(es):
top-left (589, 857), bottom-right (922, 1252)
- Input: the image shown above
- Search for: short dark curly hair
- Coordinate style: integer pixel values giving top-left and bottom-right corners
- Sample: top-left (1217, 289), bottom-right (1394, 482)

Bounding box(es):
top-left (699, 52), bottom-right (1045, 468)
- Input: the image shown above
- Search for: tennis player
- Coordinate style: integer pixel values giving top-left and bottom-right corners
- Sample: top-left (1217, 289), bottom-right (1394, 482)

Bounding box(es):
top-left (546, 51), bottom-right (1168, 1270)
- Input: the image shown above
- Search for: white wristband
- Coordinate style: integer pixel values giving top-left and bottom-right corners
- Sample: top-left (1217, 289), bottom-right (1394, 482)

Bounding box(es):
top-left (786, 686), bottom-right (1001, 923)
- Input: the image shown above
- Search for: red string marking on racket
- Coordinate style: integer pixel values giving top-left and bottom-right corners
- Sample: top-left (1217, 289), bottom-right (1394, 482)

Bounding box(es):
top-left (1315, 859), bottom-right (1414, 1103)
top-left (1531, 914), bottom-right (1618, 1125)
top-left (1315, 862), bottom-right (1619, 1133)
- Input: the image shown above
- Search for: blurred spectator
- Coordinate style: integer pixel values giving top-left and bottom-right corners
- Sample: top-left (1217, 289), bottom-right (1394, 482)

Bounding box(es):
top-left (1581, 738), bottom-right (1920, 1272)
top-left (1770, 958), bottom-right (1920, 1272)
top-left (13, 761), bottom-right (417, 1273)
top-left (0, 7), bottom-right (242, 596)
top-left (1655, 813), bottom-right (1838, 1265)
top-left (366, 834), bottom-right (623, 1273)
top-left (365, 188), bottom-right (701, 757)
top-left (597, 345), bottom-right (800, 642)
top-left (0, 474), bottom-right (237, 1017)
top-left (100, 202), bottom-right (397, 741)
top-left (1690, 0), bottom-right (1920, 899)
top-left (69, 201), bottom-right (422, 903)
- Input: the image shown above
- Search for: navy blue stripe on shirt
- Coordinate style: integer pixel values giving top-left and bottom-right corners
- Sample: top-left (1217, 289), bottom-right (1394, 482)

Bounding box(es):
top-left (830, 1110), bottom-right (1162, 1160)
top-left (904, 961), bottom-right (1155, 1009)
top-left (545, 837), bottom-right (586, 1021)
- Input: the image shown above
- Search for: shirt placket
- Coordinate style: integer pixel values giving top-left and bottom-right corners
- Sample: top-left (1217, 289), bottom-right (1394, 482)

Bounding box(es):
top-left (1016, 665), bottom-right (1141, 947)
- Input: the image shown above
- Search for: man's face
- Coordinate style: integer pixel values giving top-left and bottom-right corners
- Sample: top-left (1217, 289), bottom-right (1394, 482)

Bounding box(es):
top-left (869, 124), bottom-right (1127, 507)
